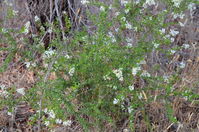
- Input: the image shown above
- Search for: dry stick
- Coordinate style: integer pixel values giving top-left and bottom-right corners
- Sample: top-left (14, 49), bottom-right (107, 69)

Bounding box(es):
top-left (66, 0), bottom-right (93, 34)
top-left (37, 52), bottom-right (61, 131)
top-left (55, 0), bottom-right (66, 41)
top-left (9, 107), bottom-right (16, 132)
top-left (67, 0), bottom-right (74, 29)
top-left (49, 0), bottom-right (53, 42)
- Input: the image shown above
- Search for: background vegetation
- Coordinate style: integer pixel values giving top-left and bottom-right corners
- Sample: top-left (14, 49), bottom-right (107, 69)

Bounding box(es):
top-left (0, 0), bottom-right (199, 131)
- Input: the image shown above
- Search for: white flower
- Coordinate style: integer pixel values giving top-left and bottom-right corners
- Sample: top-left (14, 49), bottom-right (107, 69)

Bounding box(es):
top-left (134, 0), bottom-right (141, 4)
top-left (100, 6), bottom-right (105, 12)
top-left (153, 43), bottom-right (159, 48)
top-left (24, 62), bottom-right (31, 68)
top-left (129, 85), bottom-right (134, 91)
top-left (121, 17), bottom-right (126, 21)
top-left (81, 0), bottom-right (89, 5)
top-left (113, 98), bottom-right (119, 104)
top-left (43, 48), bottom-right (56, 59)
top-left (125, 22), bottom-right (132, 29)
top-left (126, 38), bottom-right (133, 43)
top-left (138, 93), bottom-right (143, 99)
top-left (16, 88), bottom-right (25, 95)
top-left (128, 106), bottom-right (133, 113)
top-left (108, 32), bottom-right (116, 43)
top-left (62, 11), bottom-right (67, 14)
top-left (0, 85), bottom-right (8, 97)
top-left (7, 112), bottom-right (12, 116)
top-left (119, 77), bottom-right (124, 81)
top-left (69, 67), bottom-right (75, 76)
top-left (12, 10), bottom-right (18, 16)
top-left (127, 43), bottom-right (132, 47)
top-left (165, 34), bottom-right (171, 39)
top-left (134, 27), bottom-right (138, 32)
top-left (143, 0), bottom-right (156, 8)
top-left (115, 12), bottom-right (120, 17)
top-left (109, 5), bottom-right (112, 10)
top-left (1, 28), bottom-right (8, 33)
top-left (182, 44), bottom-right (190, 49)
top-left (113, 86), bottom-right (117, 90)
top-left (121, 0), bottom-right (129, 6)
top-left (170, 29), bottom-right (179, 36)
top-left (159, 28), bottom-right (166, 34)
top-left (170, 49), bottom-right (176, 54)
top-left (34, 16), bottom-right (40, 22)
top-left (170, 37), bottom-right (175, 42)
top-left (125, 9), bottom-right (130, 14)
top-left (65, 54), bottom-right (70, 59)
top-left (132, 67), bottom-right (141, 76)
top-left (179, 21), bottom-right (185, 27)
top-left (55, 119), bottom-right (62, 124)
top-left (47, 28), bottom-right (53, 33)
top-left (25, 21), bottom-right (30, 29)
top-left (172, 0), bottom-right (182, 7)
top-left (63, 120), bottom-right (72, 126)
top-left (179, 62), bottom-right (186, 69)
top-left (44, 108), bottom-right (48, 113)
top-left (188, 3), bottom-right (196, 13)
top-left (40, 26), bottom-right (45, 31)
top-left (0, 90), bottom-right (9, 98)
top-left (126, 38), bottom-right (133, 47)
top-left (163, 75), bottom-right (169, 83)
top-left (123, 129), bottom-right (129, 132)
top-left (44, 121), bottom-right (50, 126)
top-left (0, 84), bottom-right (6, 90)
top-left (103, 75), bottom-right (111, 81)
top-left (23, 21), bottom-right (30, 34)
top-left (115, 28), bottom-right (119, 32)
top-left (4, 1), bottom-right (13, 6)
top-left (49, 110), bottom-right (55, 119)
top-left (31, 62), bottom-right (37, 67)
top-left (172, 12), bottom-right (185, 19)
top-left (113, 68), bottom-right (123, 81)
top-left (141, 70), bottom-right (151, 77)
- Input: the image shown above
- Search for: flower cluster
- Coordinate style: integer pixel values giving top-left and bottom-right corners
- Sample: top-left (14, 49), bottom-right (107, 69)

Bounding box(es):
top-left (12, 10), bottom-right (18, 16)
top-left (179, 61), bottom-right (186, 69)
top-left (42, 48), bottom-right (56, 59)
top-left (128, 85), bottom-right (134, 91)
top-left (113, 68), bottom-right (123, 81)
top-left (43, 108), bottom-right (73, 127)
top-left (81, 0), bottom-right (89, 5)
top-left (172, 0), bottom-right (182, 8)
top-left (69, 67), bottom-right (75, 76)
top-left (113, 98), bottom-right (119, 104)
top-left (121, 0), bottom-right (129, 6)
top-left (34, 16), bottom-right (40, 22)
top-left (132, 67), bottom-right (141, 76)
top-left (182, 44), bottom-right (190, 49)
top-left (23, 21), bottom-right (30, 34)
top-left (143, 0), bottom-right (156, 8)
top-left (16, 88), bottom-right (26, 95)
top-left (108, 32), bottom-right (116, 43)
top-left (0, 84), bottom-right (9, 98)
top-left (141, 70), bottom-right (151, 77)
top-left (100, 6), bottom-right (105, 12)
top-left (103, 75), bottom-right (111, 81)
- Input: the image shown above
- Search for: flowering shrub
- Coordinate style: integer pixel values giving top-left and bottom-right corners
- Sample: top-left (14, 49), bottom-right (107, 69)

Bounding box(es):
top-left (0, 0), bottom-right (199, 131)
